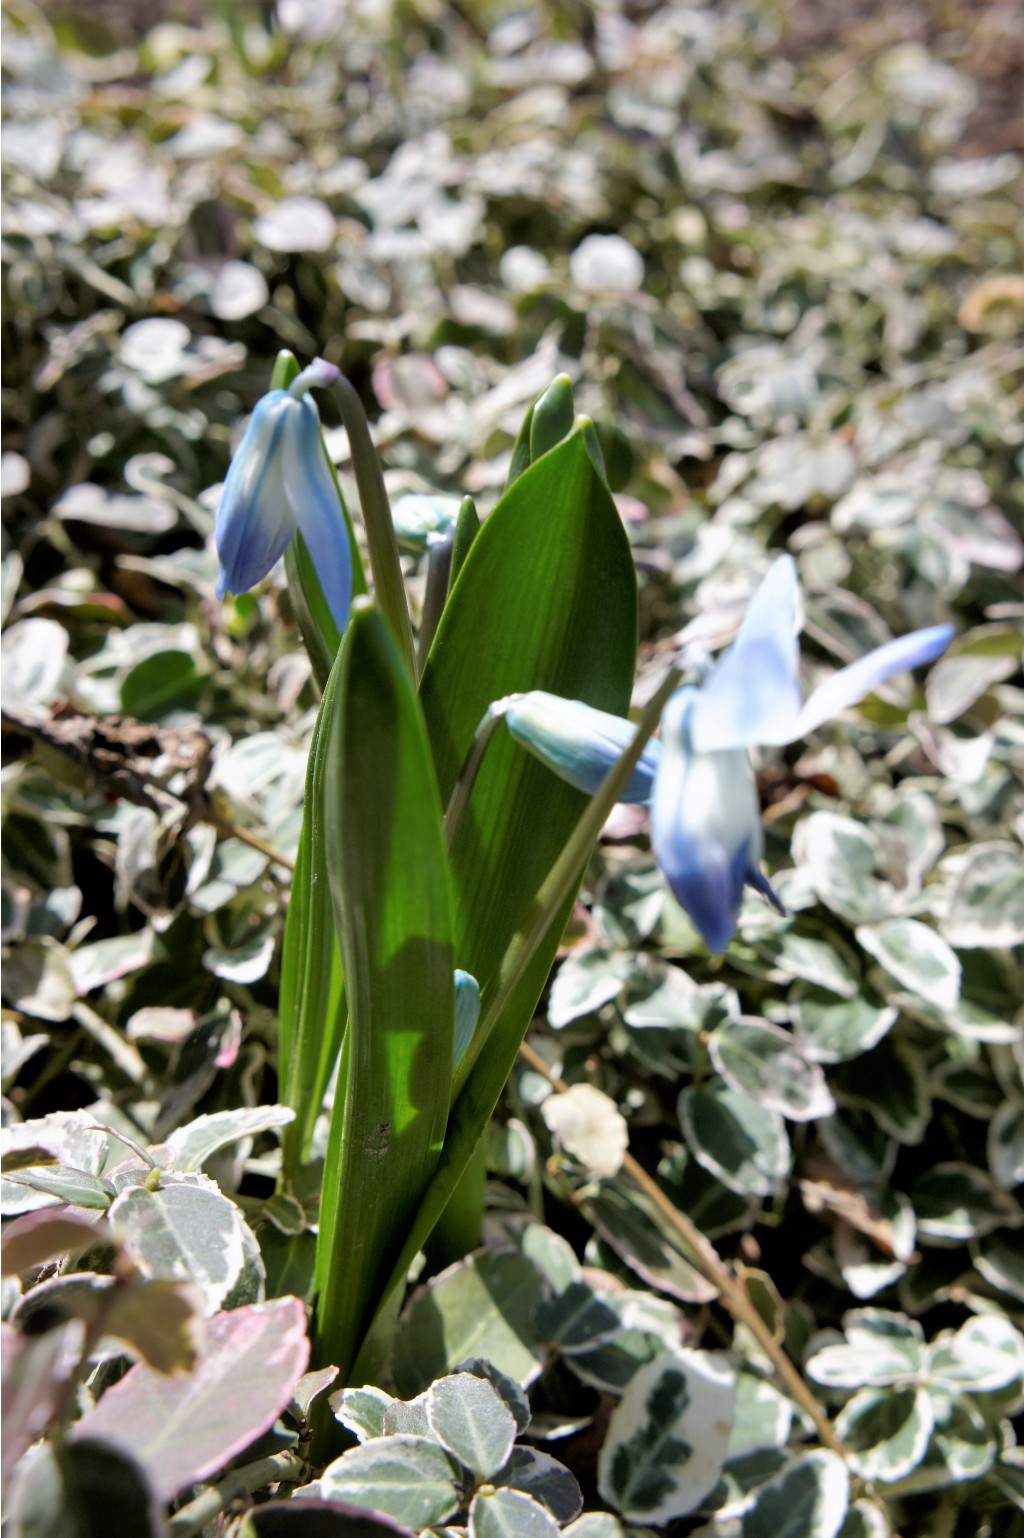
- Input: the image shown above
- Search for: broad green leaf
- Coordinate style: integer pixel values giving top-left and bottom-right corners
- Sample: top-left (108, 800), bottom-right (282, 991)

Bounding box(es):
top-left (314, 603), bottom-right (454, 1383)
top-left (320, 1437), bottom-right (460, 1529)
top-left (679, 1084), bottom-right (790, 1198)
top-left (391, 1250), bottom-right (547, 1396)
top-left (597, 1349), bottom-right (736, 1521)
top-left (834, 1385), bottom-right (933, 1481)
top-left (368, 417), bottom-right (637, 1341)
top-left (72, 1297), bottom-right (310, 1502)
top-left (708, 1018), bottom-right (834, 1121)
top-left (279, 664), bottom-right (347, 1177)
top-left (534, 1280), bottom-right (620, 1353)
top-left (425, 1372), bottom-right (516, 1479)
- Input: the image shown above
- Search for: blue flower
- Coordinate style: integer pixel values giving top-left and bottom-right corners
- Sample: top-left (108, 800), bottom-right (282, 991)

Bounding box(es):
top-left (215, 360), bottom-right (352, 633)
top-left (651, 555), bottom-right (954, 952)
top-left (505, 690), bottom-right (661, 804)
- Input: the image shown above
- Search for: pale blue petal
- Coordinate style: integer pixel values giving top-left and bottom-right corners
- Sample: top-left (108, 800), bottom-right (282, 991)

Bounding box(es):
top-left (282, 394), bottom-right (353, 634)
top-left (215, 392), bottom-right (295, 598)
top-left (453, 970), bottom-right (481, 1069)
top-left (791, 623), bottom-right (955, 739)
top-left (689, 556), bottom-right (803, 753)
top-left (651, 689), bottom-right (764, 953)
top-left (505, 691), bottom-right (661, 803)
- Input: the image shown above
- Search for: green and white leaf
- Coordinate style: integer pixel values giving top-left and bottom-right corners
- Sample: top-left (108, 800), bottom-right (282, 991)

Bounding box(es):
top-left (161, 1107), bottom-right (295, 1173)
top-left (925, 1313), bottom-right (1024, 1394)
top-left (110, 1176), bottom-right (262, 1314)
top-left (737, 1450), bottom-right (850, 1538)
top-left (320, 1435), bottom-right (461, 1529)
top-left (708, 1018), bottom-right (834, 1121)
top-left (988, 1101), bottom-right (1024, 1190)
top-left (679, 1085), bottom-right (790, 1198)
top-left (469, 1486), bottom-right (559, 1538)
top-left (791, 988), bottom-right (896, 1064)
top-left (834, 1385), bottom-right (933, 1482)
top-left (330, 1384), bottom-right (395, 1442)
top-left (856, 919), bottom-right (961, 1013)
top-left (548, 947), bottom-right (633, 1028)
top-left (597, 1349), bottom-right (736, 1522)
top-left (912, 1161), bottom-right (1020, 1243)
top-left (426, 1372), bottom-right (517, 1479)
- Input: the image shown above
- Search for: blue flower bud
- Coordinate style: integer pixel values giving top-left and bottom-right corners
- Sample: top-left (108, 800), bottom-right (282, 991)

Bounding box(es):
top-left (651, 688), bottom-right (781, 953)
top-left (215, 376), bottom-right (352, 633)
top-left (505, 690), bottom-right (661, 803)
top-left (453, 969), bottom-right (482, 1069)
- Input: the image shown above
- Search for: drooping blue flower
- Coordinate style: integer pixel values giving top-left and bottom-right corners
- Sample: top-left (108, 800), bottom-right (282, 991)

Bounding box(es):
top-left (651, 555), bottom-right (954, 953)
top-left (215, 359), bottom-right (352, 633)
top-left (505, 690), bottom-right (662, 804)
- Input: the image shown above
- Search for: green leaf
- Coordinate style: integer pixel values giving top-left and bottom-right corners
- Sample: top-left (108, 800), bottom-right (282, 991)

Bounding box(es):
top-left (7, 1439), bottom-right (166, 1538)
top-left (425, 1372), bottom-right (517, 1479)
top-left (120, 650), bottom-right (203, 721)
top-left (912, 1161), bottom-right (1020, 1243)
top-left (320, 1437), bottom-right (460, 1530)
top-left (495, 1448), bottom-right (583, 1522)
top-left (597, 1349), bottom-right (736, 1521)
top-left (314, 602), bottom-right (455, 1383)
top-left (367, 416), bottom-right (637, 1340)
top-left (856, 919), bottom-right (961, 1012)
top-left (739, 1451), bottom-right (850, 1538)
top-left (790, 988), bottom-right (896, 1064)
top-left (279, 665), bottom-right (347, 1177)
top-left (391, 1249), bottom-right (547, 1396)
top-left (678, 1084), bottom-right (790, 1198)
top-left (469, 1486), bottom-right (560, 1538)
top-left (708, 1018), bottom-right (834, 1122)
top-left (834, 1385), bottom-right (933, 1481)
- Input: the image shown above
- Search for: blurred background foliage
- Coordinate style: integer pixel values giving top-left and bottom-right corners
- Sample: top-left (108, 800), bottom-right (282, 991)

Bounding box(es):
top-left (2, 0), bottom-right (1023, 1529)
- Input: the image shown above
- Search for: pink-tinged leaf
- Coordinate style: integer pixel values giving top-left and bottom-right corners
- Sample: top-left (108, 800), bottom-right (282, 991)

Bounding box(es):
top-left (72, 1295), bottom-right (310, 1501)
top-left (1, 1322), bottom-right (72, 1498)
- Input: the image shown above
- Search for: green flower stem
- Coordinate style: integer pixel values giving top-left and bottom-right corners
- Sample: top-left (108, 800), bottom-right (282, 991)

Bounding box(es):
top-left (443, 698), bottom-right (517, 853)
top-left (452, 665), bottom-right (683, 1102)
top-left (166, 1450), bottom-right (306, 1538)
top-left (330, 377), bottom-right (416, 677)
top-left (417, 524), bottom-right (456, 671)
top-left (518, 1035), bottom-right (846, 1458)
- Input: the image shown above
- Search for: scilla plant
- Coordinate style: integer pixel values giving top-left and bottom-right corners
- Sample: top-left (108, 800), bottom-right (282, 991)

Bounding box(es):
top-left (219, 349), bottom-right (954, 1471)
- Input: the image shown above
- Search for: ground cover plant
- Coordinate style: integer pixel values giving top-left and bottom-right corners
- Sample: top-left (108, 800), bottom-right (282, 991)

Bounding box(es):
top-left (2, 1), bottom-right (1023, 1535)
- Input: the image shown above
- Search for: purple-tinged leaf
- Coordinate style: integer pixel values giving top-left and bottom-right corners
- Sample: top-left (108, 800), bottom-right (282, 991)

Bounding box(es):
top-left (72, 1296), bottom-right (310, 1501)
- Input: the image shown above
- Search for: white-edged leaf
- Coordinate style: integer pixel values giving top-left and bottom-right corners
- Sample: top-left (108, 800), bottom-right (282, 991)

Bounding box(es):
top-left (709, 1019), bottom-right (834, 1121)
top-left (856, 920), bottom-right (961, 1012)
top-left (470, 1485), bottom-right (560, 1538)
top-left (791, 988), bottom-right (897, 1064)
top-left (883, 1391), bottom-right (996, 1495)
top-left (495, 1447), bottom-right (583, 1523)
top-left (1, 1112), bottom-right (110, 1216)
top-left (942, 841), bottom-right (1024, 948)
top-left (110, 1177), bottom-right (259, 1314)
top-left (330, 1384), bottom-right (396, 1442)
top-left (912, 1161), bottom-right (1020, 1243)
top-left (988, 1101), bottom-right (1024, 1190)
top-left (597, 1349), bottom-right (736, 1522)
top-left (548, 948), bottom-right (633, 1028)
top-left (679, 1084), bottom-right (790, 1198)
top-left (738, 1450), bottom-right (850, 1538)
top-left (320, 1435), bottom-right (460, 1529)
top-left (835, 1385), bottom-right (933, 1482)
top-left (161, 1107), bottom-right (295, 1172)
top-left (925, 1314), bottom-right (1024, 1394)
top-left (426, 1372), bottom-right (517, 1479)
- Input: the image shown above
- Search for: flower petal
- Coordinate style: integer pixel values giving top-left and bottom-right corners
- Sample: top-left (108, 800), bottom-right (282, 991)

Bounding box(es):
top-left (453, 969), bottom-right (481, 1068)
top-left (792, 624), bottom-right (955, 739)
top-left (215, 393), bottom-right (295, 597)
top-left (505, 691), bottom-right (661, 803)
top-left (688, 555), bottom-right (803, 752)
top-left (651, 689), bottom-right (764, 952)
top-left (282, 394), bottom-right (353, 634)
